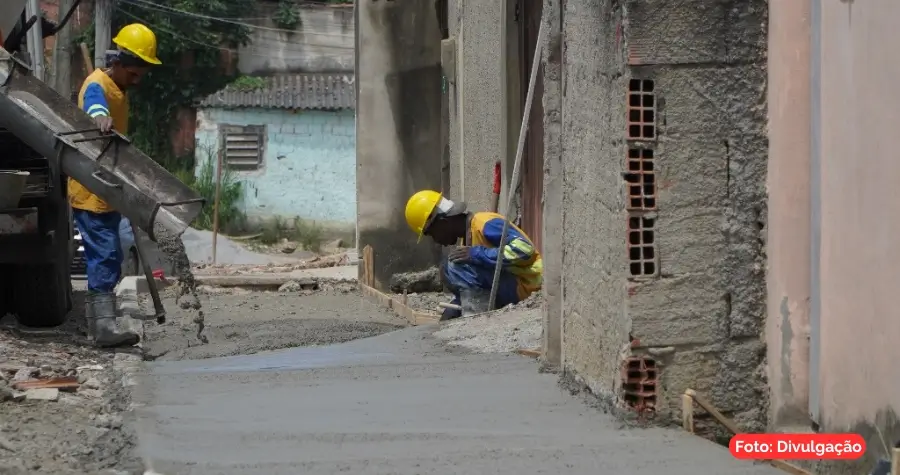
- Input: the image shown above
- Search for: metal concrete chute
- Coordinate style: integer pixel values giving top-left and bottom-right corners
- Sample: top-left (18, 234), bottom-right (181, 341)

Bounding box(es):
top-left (0, 46), bottom-right (204, 240)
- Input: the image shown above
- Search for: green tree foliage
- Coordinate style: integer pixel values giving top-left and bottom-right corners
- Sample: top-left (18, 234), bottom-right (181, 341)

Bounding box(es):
top-left (76, 0), bottom-right (257, 171)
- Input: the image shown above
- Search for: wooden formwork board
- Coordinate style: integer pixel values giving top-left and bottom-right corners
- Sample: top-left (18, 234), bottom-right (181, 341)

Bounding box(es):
top-left (361, 283), bottom-right (440, 326)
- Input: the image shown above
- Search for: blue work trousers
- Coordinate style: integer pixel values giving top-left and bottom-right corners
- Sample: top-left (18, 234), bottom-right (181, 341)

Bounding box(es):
top-left (442, 256), bottom-right (520, 318)
top-left (73, 209), bottom-right (123, 293)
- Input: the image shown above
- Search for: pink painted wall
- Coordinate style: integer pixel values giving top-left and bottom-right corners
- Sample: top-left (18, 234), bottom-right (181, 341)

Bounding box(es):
top-left (766, 0), bottom-right (811, 430)
top-left (817, 0), bottom-right (900, 432)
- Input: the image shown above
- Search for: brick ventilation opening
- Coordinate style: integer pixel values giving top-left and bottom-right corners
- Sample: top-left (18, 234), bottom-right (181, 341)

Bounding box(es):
top-left (622, 356), bottom-right (658, 411)
top-left (628, 216), bottom-right (657, 277)
top-left (627, 79), bottom-right (656, 140)
top-left (625, 148), bottom-right (656, 210)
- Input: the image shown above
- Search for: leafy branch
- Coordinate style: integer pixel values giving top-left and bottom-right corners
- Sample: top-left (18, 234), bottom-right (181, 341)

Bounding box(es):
top-left (273, 0), bottom-right (300, 30)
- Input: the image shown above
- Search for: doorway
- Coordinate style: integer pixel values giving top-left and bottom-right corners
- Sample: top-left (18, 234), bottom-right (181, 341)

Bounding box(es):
top-left (518, 0), bottom-right (544, 251)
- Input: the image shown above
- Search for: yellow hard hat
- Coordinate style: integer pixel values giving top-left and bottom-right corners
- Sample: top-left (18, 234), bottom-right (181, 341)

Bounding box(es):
top-left (405, 190), bottom-right (442, 239)
top-left (112, 24), bottom-right (162, 65)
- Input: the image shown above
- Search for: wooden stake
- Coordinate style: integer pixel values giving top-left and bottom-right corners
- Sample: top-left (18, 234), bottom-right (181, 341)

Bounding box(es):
top-left (78, 43), bottom-right (92, 76)
top-left (683, 389), bottom-right (812, 475)
top-left (362, 245), bottom-right (374, 287)
top-left (681, 393), bottom-right (694, 433)
top-left (211, 147), bottom-right (223, 264)
top-left (891, 447), bottom-right (900, 475)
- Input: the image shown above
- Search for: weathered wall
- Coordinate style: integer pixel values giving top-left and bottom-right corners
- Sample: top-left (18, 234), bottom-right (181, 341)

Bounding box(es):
top-left (239, 4), bottom-right (354, 75)
top-left (540, 0), bottom-right (563, 367)
top-left (356, 0), bottom-right (444, 289)
top-left (446, 0), bottom-right (503, 211)
top-left (766, 0), bottom-right (811, 431)
top-left (624, 0), bottom-right (769, 433)
top-left (809, 0), bottom-right (900, 471)
top-left (558, 0), bottom-right (629, 397)
top-left (556, 0), bottom-right (768, 434)
top-left (195, 108), bottom-right (356, 231)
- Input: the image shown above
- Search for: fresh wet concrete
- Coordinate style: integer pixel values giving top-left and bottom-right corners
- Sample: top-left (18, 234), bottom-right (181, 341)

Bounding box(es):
top-left (143, 292), bottom-right (405, 361)
top-left (134, 325), bottom-right (783, 474)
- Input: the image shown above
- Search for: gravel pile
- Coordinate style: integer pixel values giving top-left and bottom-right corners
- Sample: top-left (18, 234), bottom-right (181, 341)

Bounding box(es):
top-left (433, 292), bottom-right (543, 354)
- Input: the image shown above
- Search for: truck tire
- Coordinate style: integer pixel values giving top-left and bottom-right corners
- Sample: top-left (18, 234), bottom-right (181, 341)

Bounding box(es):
top-left (13, 263), bottom-right (69, 327)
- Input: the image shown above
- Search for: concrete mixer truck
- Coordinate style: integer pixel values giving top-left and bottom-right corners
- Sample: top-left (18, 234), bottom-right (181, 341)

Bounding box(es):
top-left (0, 0), bottom-right (203, 327)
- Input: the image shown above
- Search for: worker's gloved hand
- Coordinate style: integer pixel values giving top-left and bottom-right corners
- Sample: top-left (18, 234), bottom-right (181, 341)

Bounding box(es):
top-left (447, 246), bottom-right (471, 263)
top-left (95, 116), bottom-right (114, 133)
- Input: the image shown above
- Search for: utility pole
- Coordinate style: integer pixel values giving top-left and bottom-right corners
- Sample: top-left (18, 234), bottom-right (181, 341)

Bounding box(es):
top-left (52, 0), bottom-right (74, 97)
top-left (94, 0), bottom-right (114, 68)
top-left (24, 0), bottom-right (44, 80)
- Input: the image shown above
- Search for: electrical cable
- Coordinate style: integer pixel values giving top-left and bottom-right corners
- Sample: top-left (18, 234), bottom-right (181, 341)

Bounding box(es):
top-left (117, 8), bottom-right (354, 58)
top-left (121, 0), bottom-right (350, 37)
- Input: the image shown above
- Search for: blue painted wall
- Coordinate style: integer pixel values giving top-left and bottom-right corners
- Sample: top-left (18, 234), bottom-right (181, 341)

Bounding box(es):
top-left (195, 108), bottom-right (356, 226)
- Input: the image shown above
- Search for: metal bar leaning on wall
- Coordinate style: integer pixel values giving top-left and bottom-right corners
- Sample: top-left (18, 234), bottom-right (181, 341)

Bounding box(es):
top-left (487, 14), bottom-right (545, 311)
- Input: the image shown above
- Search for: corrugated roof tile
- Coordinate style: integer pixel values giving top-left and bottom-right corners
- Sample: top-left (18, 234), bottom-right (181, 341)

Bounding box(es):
top-left (198, 73), bottom-right (355, 110)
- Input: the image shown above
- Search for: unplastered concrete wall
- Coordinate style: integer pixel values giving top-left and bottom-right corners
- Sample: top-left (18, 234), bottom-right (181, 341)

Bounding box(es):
top-left (356, 0), bottom-right (444, 289)
top-left (238, 4), bottom-right (354, 75)
top-left (446, 0), bottom-right (503, 211)
top-left (558, 0), bottom-right (630, 399)
top-left (557, 0), bottom-right (769, 435)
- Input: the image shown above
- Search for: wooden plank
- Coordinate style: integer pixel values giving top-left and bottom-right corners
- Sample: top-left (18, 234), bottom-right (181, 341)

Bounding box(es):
top-left (683, 389), bottom-right (812, 475)
top-left (360, 283), bottom-right (439, 326)
top-left (516, 348), bottom-right (541, 358)
top-left (195, 274), bottom-right (312, 288)
top-left (12, 376), bottom-right (79, 391)
top-left (413, 312), bottom-right (440, 325)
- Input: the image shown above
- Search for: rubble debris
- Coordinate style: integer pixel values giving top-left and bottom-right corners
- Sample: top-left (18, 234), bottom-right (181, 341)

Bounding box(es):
top-left (280, 241), bottom-right (298, 254)
top-left (0, 304), bottom-right (141, 472)
top-left (155, 222), bottom-right (207, 343)
top-left (12, 367), bottom-right (38, 382)
top-left (24, 387), bottom-right (59, 401)
top-left (389, 267), bottom-right (443, 294)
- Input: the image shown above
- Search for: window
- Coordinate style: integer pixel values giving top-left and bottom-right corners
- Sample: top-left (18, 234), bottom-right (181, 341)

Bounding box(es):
top-left (221, 125), bottom-right (265, 170)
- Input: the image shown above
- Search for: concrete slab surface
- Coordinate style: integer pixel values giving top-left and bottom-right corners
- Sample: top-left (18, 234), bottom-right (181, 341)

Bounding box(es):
top-left (134, 327), bottom-right (783, 475)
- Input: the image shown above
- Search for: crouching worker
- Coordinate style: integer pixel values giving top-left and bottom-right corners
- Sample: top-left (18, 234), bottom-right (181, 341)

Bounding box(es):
top-left (404, 190), bottom-right (542, 320)
top-left (69, 23), bottom-right (162, 347)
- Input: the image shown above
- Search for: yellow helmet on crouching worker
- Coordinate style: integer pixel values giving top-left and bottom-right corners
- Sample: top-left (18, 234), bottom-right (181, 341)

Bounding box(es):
top-left (404, 190), bottom-right (467, 242)
top-left (112, 23), bottom-right (162, 65)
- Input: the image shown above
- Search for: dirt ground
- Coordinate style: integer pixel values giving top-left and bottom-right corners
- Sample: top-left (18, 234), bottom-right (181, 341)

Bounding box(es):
top-left (0, 288), bottom-right (142, 475)
top-left (143, 286), bottom-right (407, 361)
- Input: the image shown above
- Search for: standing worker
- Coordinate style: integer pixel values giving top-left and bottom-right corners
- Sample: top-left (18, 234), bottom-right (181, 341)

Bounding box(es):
top-left (404, 190), bottom-right (543, 320)
top-left (69, 23), bottom-right (162, 347)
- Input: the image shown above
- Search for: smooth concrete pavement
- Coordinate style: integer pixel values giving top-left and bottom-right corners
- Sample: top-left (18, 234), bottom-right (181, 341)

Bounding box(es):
top-left (133, 326), bottom-right (783, 475)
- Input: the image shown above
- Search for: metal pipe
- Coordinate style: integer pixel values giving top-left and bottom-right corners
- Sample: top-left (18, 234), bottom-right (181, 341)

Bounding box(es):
top-left (130, 222), bottom-right (165, 324)
top-left (488, 15), bottom-right (544, 311)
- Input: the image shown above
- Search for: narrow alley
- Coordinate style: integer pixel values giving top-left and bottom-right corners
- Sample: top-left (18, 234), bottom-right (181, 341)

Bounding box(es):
top-left (0, 0), bottom-right (896, 474)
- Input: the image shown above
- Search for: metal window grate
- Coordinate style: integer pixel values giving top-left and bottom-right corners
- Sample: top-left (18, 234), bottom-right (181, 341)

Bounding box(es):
top-left (621, 356), bottom-right (658, 411)
top-left (628, 216), bottom-right (657, 277)
top-left (625, 148), bottom-right (656, 210)
top-left (222, 125), bottom-right (265, 170)
top-left (627, 79), bottom-right (656, 140)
